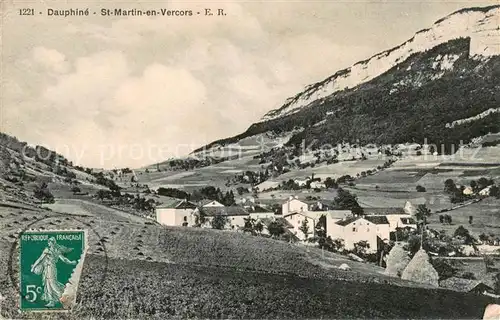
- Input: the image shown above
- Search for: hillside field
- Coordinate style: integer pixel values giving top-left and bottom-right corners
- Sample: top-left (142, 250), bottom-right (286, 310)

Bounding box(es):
top-left (1, 200), bottom-right (497, 319)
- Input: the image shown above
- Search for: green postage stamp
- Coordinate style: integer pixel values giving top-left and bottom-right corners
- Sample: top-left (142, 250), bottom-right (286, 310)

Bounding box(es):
top-left (19, 229), bottom-right (88, 312)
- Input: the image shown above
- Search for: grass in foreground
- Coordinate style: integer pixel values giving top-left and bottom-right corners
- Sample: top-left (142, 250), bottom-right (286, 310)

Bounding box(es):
top-left (0, 255), bottom-right (494, 319)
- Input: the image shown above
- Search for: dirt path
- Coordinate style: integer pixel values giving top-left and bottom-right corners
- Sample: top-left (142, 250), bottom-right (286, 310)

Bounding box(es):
top-left (45, 198), bottom-right (150, 224)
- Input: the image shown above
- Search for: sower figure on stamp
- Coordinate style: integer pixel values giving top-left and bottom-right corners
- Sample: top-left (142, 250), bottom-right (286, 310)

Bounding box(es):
top-left (30, 237), bottom-right (77, 307)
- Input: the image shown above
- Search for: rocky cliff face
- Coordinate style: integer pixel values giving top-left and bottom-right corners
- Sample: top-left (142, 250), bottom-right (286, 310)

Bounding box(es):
top-left (197, 5), bottom-right (500, 154)
top-left (261, 5), bottom-right (500, 122)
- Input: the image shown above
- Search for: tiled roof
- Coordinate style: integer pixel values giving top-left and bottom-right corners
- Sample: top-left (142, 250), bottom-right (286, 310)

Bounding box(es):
top-left (259, 217), bottom-right (294, 229)
top-left (156, 199), bottom-right (197, 209)
top-left (364, 215), bottom-right (390, 225)
top-left (247, 205), bottom-right (273, 213)
top-left (363, 207), bottom-right (406, 215)
top-left (197, 199), bottom-right (213, 206)
top-left (200, 206), bottom-right (248, 217)
top-left (335, 216), bottom-right (361, 226)
top-left (327, 210), bottom-right (352, 219)
top-left (336, 215), bottom-right (390, 226)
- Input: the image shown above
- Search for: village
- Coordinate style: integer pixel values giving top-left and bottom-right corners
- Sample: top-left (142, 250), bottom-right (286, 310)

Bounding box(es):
top-left (150, 174), bottom-right (500, 297)
top-left (155, 195), bottom-right (419, 253)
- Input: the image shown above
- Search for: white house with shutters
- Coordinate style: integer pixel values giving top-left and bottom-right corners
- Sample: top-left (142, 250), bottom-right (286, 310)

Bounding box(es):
top-left (329, 216), bottom-right (391, 252)
top-left (155, 199), bottom-right (198, 227)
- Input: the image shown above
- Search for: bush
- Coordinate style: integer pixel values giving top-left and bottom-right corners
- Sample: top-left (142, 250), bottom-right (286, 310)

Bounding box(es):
top-left (431, 259), bottom-right (458, 280)
top-left (416, 185), bottom-right (426, 192)
top-left (71, 186), bottom-right (81, 194)
top-left (459, 272), bottom-right (476, 280)
top-left (33, 182), bottom-right (55, 203)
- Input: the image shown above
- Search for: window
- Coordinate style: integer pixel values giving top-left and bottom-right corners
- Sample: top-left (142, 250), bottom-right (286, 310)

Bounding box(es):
top-left (367, 228), bottom-right (370, 232)
top-left (352, 227), bottom-right (357, 232)
top-left (183, 216), bottom-right (187, 222)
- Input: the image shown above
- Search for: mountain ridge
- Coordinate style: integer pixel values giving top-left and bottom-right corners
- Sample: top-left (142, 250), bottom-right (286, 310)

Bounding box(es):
top-left (194, 5), bottom-right (500, 155)
top-left (260, 4), bottom-right (500, 122)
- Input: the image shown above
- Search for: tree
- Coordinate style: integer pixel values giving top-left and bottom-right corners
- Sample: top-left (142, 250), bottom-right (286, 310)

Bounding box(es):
top-left (416, 185), bottom-right (426, 192)
top-left (324, 177), bottom-right (338, 189)
top-left (299, 218), bottom-right (310, 240)
top-left (268, 221), bottom-right (285, 239)
top-left (490, 185), bottom-right (499, 198)
top-left (470, 180), bottom-right (478, 192)
top-left (236, 186), bottom-right (248, 196)
top-left (415, 204), bottom-right (431, 248)
top-left (315, 215), bottom-right (327, 238)
top-left (444, 179), bottom-right (456, 194)
top-left (454, 226), bottom-right (474, 245)
top-left (157, 187), bottom-right (190, 200)
top-left (71, 186), bottom-right (81, 194)
top-left (354, 241), bottom-right (370, 257)
top-left (479, 233), bottom-right (489, 243)
top-left (334, 188), bottom-right (363, 215)
top-left (406, 235), bottom-right (422, 256)
top-left (431, 259), bottom-right (458, 280)
top-left (478, 177), bottom-right (494, 190)
top-left (211, 214), bottom-right (229, 230)
top-left (243, 217), bottom-right (256, 234)
top-left (254, 221), bottom-right (264, 234)
top-left (33, 182), bottom-right (55, 204)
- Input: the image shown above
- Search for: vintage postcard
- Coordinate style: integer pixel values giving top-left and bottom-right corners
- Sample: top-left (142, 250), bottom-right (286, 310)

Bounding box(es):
top-left (1, 0), bottom-right (500, 319)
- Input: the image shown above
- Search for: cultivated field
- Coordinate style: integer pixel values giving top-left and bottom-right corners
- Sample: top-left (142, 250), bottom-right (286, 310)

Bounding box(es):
top-left (2, 199), bottom-right (497, 319)
top-left (427, 197), bottom-right (500, 237)
top-left (0, 252), bottom-right (493, 319)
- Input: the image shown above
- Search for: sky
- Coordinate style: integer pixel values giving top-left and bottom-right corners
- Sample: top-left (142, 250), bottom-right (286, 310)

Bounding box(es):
top-left (1, 0), bottom-right (497, 169)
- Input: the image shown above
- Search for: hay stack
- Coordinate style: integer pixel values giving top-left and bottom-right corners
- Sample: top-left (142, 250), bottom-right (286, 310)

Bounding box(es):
top-left (401, 249), bottom-right (439, 286)
top-left (384, 244), bottom-right (410, 277)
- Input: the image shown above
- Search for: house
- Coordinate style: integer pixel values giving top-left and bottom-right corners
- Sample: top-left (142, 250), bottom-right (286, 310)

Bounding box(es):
top-left (363, 207), bottom-right (416, 232)
top-left (384, 215), bottom-right (417, 232)
top-left (282, 197), bottom-right (309, 216)
top-left (155, 199), bottom-right (198, 227)
top-left (198, 199), bottom-right (225, 208)
top-left (325, 210), bottom-right (354, 237)
top-left (463, 186), bottom-right (474, 195)
top-left (310, 181), bottom-right (325, 189)
top-left (294, 179), bottom-right (308, 187)
top-left (283, 211), bottom-right (323, 240)
top-left (239, 196), bottom-right (257, 206)
top-left (282, 197), bottom-right (335, 216)
top-left (479, 186), bottom-right (492, 196)
top-left (258, 217), bottom-right (296, 238)
top-left (247, 205), bottom-right (274, 220)
top-left (198, 206), bottom-right (249, 230)
top-left (329, 216), bottom-right (391, 252)
top-left (439, 277), bottom-right (494, 294)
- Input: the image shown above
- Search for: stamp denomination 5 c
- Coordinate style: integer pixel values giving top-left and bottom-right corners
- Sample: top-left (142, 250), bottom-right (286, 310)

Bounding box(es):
top-left (19, 230), bottom-right (88, 312)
